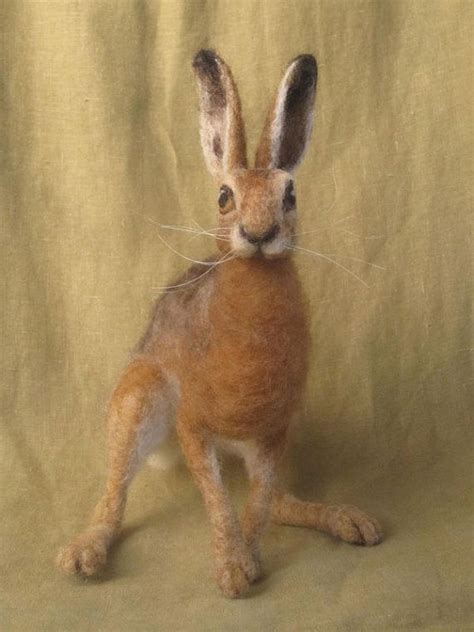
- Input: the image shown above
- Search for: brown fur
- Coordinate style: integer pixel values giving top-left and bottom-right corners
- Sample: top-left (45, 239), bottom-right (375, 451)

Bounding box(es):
top-left (57, 50), bottom-right (382, 598)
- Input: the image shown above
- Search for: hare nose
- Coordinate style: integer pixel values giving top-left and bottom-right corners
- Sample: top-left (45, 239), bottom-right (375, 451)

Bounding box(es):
top-left (239, 223), bottom-right (280, 245)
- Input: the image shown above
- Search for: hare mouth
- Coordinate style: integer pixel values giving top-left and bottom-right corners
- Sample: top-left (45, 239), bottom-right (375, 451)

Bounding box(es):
top-left (231, 225), bottom-right (289, 259)
top-left (232, 242), bottom-right (289, 260)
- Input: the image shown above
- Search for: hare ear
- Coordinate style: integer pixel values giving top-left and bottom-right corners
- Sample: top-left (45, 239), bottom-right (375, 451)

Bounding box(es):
top-left (255, 55), bottom-right (317, 172)
top-left (193, 49), bottom-right (247, 178)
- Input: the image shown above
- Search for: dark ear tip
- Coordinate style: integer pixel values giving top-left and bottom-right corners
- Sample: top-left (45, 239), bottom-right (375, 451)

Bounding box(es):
top-left (293, 54), bottom-right (318, 78)
top-left (193, 49), bottom-right (219, 73)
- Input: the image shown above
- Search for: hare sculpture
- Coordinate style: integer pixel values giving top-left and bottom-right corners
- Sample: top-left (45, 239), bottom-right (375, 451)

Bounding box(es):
top-left (57, 50), bottom-right (382, 598)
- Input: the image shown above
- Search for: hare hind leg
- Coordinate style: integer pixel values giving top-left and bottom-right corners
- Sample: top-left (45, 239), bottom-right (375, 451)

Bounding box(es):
top-left (57, 359), bottom-right (177, 577)
top-left (271, 489), bottom-right (382, 546)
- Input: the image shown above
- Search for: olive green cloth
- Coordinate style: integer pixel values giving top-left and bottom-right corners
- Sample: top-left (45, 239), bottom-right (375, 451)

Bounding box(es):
top-left (1, 1), bottom-right (472, 630)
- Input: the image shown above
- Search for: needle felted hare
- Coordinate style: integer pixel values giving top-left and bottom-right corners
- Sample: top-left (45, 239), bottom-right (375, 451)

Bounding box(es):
top-left (57, 50), bottom-right (382, 598)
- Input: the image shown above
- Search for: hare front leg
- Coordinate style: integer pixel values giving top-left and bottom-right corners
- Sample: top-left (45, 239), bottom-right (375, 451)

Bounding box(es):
top-left (57, 360), bottom-right (174, 576)
top-left (241, 439), bottom-right (283, 576)
top-left (177, 420), bottom-right (258, 598)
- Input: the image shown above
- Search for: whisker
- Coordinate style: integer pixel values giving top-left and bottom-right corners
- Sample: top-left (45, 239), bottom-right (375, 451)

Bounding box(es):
top-left (332, 254), bottom-right (385, 270)
top-left (187, 228), bottom-right (230, 243)
top-left (293, 214), bottom-right (356, 238)
top-left (202, 227), bottom-right (229, 233)
top-left (140, 217), bottom-right (228, 238)
top-left (134, 214), bottom-right (203, 238)
top-left (184, 219), bottom-right (230, 243)
top-left (188, 233), bottom-right (230, 243)
top-left (190, 219), bottom-right (217, 232)
top-left (324, 163), bottom-right (338, 215)
top-left (190, 219), bottom-right (230, 236)
top-left (340, 228), bottom-right (383, 240)
top-left (162, 223), bottom-right (228, 236)
top-left (153, 251), bottom-right (235, 292)
top-left (155, 222), bottom-right (230, 244)
top-left (287, 245), bottom-right (370, 288)
top-left (295, 245), bottom-right (385, 270)
top-left (155, 230), bottom-right (218, 266)
top-left (159, 223), bottom-right (201, 235)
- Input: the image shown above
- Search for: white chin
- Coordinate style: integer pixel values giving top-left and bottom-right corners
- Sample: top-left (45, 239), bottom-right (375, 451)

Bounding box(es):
top-left (261, 239), bottom-right (287, 258)
top-left (230, 231), bottom-right (288, 259)
top-left (234, 243), bottom-right (258, 258)
top-left (230, 234), bottom-right (258, 258)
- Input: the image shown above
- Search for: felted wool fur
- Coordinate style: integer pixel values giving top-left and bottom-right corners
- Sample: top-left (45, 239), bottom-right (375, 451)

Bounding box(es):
top-left (56, 50), bottom-right (382, 599)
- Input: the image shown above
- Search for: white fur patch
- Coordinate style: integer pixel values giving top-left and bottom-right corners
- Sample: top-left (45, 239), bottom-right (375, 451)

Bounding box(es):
top-left (199, 107), bottom-right (226, 177)
top-left (216, 437), bottom-right (275, 483)
top-left (230, 224), bottom-right (258, 258)
top-left (207, 445), bottom-right (223, 484)
top-left (129, 376), bottom-right (180, 478)
top-left (147, 440), bottom-right (181, 471)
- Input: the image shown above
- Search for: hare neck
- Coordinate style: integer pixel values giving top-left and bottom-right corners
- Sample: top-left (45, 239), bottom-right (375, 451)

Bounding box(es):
top-left (213, 256), bottom-right (305, 326)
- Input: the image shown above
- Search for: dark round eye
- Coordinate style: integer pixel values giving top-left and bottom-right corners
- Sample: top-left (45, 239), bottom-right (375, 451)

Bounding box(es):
top-left (283, 181), bottom-right (296, 211)
top-left (218, 185), bottom-right (233, 212)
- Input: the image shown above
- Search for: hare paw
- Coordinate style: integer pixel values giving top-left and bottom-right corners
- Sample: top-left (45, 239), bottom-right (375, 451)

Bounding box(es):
top-left (217, 561), bottom-right (250, 598)
top-left (56, 532), bottom-right (108, 577)
top-left (240, 548), bottom-right (262, 584)
top-left (329, 505), bottom-right (383, 546)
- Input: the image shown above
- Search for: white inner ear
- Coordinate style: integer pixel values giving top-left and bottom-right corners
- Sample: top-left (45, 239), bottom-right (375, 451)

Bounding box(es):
top-left (270, 66), bottom-right (293, 168)
top-left (199, 97), bottom-right (227, 178)
top-left (269, 61), bottom-right (314, 172)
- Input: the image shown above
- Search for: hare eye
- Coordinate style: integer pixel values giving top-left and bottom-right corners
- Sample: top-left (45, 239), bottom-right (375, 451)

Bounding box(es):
top-left (283, 181), bottom-right (296, 211)
top-left (218, 185), bottom-right (233, 212)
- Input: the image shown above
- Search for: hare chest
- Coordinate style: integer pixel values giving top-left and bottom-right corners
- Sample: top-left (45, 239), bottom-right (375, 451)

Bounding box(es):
top-left (179, 261), bottom-right (310, 440)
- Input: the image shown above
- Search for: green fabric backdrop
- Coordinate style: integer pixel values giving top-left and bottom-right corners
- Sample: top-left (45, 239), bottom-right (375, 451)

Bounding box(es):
top-left (1, 1), bottom-right (472, 630)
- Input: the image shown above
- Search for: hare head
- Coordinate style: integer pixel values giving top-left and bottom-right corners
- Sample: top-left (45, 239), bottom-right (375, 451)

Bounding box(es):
top-left (193, 50), bottom-right (317, 259)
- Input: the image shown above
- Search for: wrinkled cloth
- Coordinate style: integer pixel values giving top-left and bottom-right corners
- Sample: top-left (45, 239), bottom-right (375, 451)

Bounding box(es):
top-left (1, 1), bottom-right (472, 630)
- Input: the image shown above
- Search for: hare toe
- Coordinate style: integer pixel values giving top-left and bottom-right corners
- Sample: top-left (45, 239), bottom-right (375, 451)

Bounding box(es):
top-left (329, 505), bottom-right (383, 546)
top-left (216, 561), bottom-right (252, 598)
top-left (240, 549), bottom-right (262, 584)
top-left (56, 533), bottom-right (108, 577)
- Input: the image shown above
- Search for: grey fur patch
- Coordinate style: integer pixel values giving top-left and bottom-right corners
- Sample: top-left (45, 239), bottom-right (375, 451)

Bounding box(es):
top-left (135, 259), bottom-right (218, 357)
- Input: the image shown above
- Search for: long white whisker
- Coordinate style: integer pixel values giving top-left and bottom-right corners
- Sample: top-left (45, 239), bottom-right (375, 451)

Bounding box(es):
top-left (153, 251), bottom-right (235, 292)
top-left (189, 234), bottom-right (230, 243)
top-left (140, 216), bottom-right (228, 238)
top-left (132, 212), bottom-right (231, 256)
top-left (156, 223), bottom-right (229, 244)
top-left (161, 223), bottom-right (228, 236)
top-left (322, 163), bottom-right (338, 215)
top-left (287, 245), bottom-right (370, 288)
top-left (188, 230), bottom-right (230, 243)
top-left (200, 226), bottom-right (229, 233)
top-left (293, 214), bottom-right (356, 238)
top-left (340, 228), bottom-right (383, 240)
top-left (190, 218), bottom-right (209, 233)
top-left (190, 219), bottom-right (230, 236)
top-left (155, 230), bottom-right (217, 266)
top-left (331, 254), bottom-right (385, 270)
top-left (295, 245), bottom-right (385, 270)
top-left (159, 223), bottom-right (201, 235)
top-left (173, 214), bottom-right (227, 235)
top-left (135, 215), bottom-right (203, 237)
